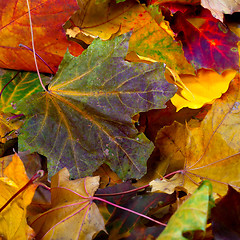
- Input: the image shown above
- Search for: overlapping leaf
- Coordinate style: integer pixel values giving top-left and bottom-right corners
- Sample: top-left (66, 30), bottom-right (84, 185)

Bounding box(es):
top-left (169, 7), bottom-right (240, 73)
top-left (168, 68), bottom-right (237, 111)
top-left (155, 74), bottom-right (240, 195)
top-left (201, 0), bottom-right (240, 22)
top-left (29, 168), bottom-right (105, 240)
top-left (157, 181), bottom-right (214, 240)
top-left (212, 186), bottom-right (240, 239)
top-left (64, 0), bottom-right (194, 74)
top-left (0, 69), bottom-right (49, 114)
top-left (0, 0), bottom-right (83, 73)
top-left (17, 33), bottom-right (177, 179)
top-left (0, 154), bottom-right (37, 240)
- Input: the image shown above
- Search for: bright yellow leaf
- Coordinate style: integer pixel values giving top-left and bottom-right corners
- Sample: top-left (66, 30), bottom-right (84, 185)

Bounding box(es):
top-left (29, 168), bottom-right (106, 240)
top-left (155, 75), bottom-right (240, 195)
top-left (0, 154), bottom-right (37, 240)
top-left (168, 68), bottom-right (237, 111)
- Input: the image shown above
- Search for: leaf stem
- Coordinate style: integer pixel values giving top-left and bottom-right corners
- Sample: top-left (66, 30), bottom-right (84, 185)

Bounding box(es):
top-left (92, 196), bottom-right (167, 227)
top-left (25, 0), bottom-right (48, 92)
top-left (0, 72), bottom-right (20, 98)
top-left (95, 184), bottom-right (150, 197)
top-left (0, 170), bottom-right (44, 213)
top-left (19, 44), bottom-right (55, 74)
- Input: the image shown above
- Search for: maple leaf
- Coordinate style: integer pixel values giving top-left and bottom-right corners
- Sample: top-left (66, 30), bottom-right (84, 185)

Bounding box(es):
top-left (167, 68), bottom-right (237, 111)
top-left (0, 0), bottom-right (83, 73)
top-left (168, 6), bottom-right (240, 73)
top-left (17, 33), bottom-right (177, 180)
top-left (154, 74), bottom-right (240, 195)
top-left (0, 69), bottom-right (49, 114)
top-left (0, 154), bottom-right (38, 240)
top-left (201, 0), bottom-right (240, 22)
top-left (29, 167), bottom-right (105, 240)
top-left (157, 181), bottom-right (214, 240)
top-left (64, 0), bottom-right (194, 74)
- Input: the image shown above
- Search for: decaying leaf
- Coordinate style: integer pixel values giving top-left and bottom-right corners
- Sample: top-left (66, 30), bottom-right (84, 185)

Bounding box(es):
top-left (29, 168), bottom-right (105, 240)
top-left (167, 68), bottom-right (237, 111)
top-left (0, 154), bottom-right (37, 240)
top-left (17, 33), bottom-right (176, 180)
top-left (155, 74), bottom-right (240, 195)
top-left (64, 0), bottom-right (194, 74)
top-left (157, 181), bottom-right (214, 240)
top-left (201, 0), bottom-right (240, 22)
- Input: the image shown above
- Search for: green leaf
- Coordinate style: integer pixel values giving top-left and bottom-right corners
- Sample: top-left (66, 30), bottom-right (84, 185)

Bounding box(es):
top-left (0, 69), bottom-right (48, 114)
top-left (157, 181), bottom-right (214, 240)
top-left (17, 33), bottom-right (176, 179)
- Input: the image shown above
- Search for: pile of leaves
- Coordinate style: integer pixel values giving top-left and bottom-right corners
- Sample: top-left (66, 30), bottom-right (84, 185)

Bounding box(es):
top-left (0, 0), bottom-right (240, 239)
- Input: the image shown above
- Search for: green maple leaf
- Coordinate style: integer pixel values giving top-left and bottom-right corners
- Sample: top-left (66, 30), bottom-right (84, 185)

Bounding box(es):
top-left (17, 33), bottom-right (176, 179)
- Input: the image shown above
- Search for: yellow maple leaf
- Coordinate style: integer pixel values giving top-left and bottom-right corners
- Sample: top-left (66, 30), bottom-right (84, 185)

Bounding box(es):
top-left (154, 74), bottom-right (240, 196)
top-left (167, 68), bottom-right (237, 111)
top-left (29, 168), bottom-right (106, 240)
top-left (0, 154), bottom-right (37, 240)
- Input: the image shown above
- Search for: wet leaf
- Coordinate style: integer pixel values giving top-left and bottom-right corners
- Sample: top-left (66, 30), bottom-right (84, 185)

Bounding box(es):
top-left (170, 7), bottom-right (240, 73)
top-left (212, 186), bottom-right (240, 240)
top-left (157, 181), bottom-right (214, 240)
top-left (0, 154), bottom-right (37, 240)
top-left (168, 68), bottom-right (237, 111)
top-left (17, 33), bottom-right (176, 180)
top-left (201, 0), bottom-right (240, 22)
top-left (0, 0), bottom-right (83, 73)
top-left (155, 75), bottom-right (240, 195)
top-left (29, 168), bottom-right (105, 240)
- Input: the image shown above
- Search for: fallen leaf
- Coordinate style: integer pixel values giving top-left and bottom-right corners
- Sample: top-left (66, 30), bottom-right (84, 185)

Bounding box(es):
top-left (64, 0), bottom-right (194, 74)
top-left (29, 168), bottom-right (105, 240)
top-left (0, 0), bottom-right (83, 73)
top-left (212, 186), bottom-right (240, 240)
top-left (0, 69), bottom-right (49, 114)
top-left (155, 74), bottom-right (240, 195)
top-left (168, 68), bottom-right (237, 111)
top-left (201, 0), bottom-right (240, 22)
top-left (17, 33), bottom-right (176, 180)
top-left (169, 6), bottom-right (240, 73)
top-left (0, 154), bottom-right (37, 240)
top-left (157, 181), bottom-right (214, 240)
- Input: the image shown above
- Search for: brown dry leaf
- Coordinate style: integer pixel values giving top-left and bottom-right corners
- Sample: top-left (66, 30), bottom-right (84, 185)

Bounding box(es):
top-left (201, 0), bottom-right (240, 22)
top-left (29, 168), bottom-right (105, 240)
top-left (0, 154), bottom-right (37, 240)
top-left (167, 68), bottom-right (237, 111)
top-left (154, 74), bottom-right (240, 196)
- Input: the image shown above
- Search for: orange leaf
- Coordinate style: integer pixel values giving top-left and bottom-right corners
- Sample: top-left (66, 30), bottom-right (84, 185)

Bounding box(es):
top-left (0, 0), bottom-right (83, 73)
top-left (0, 154), bottom-right (37, 239)
top-left (155, 74), bottom-right (240, 195)
top-left (29, 168), bottom-right (105, 240)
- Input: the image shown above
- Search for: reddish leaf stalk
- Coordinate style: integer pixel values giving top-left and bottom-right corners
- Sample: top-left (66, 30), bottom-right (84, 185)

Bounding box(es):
top-left (95, 184), bottom-right (150, 197)
top-left (19, 44), bottom-right (55, 74)
top-left (92, 196), bottom-right (167, 227)
top-left (25, 0), bottom-right (48, 92)
top-left (0, 170), bottom-right (44, 213)
top-left (0, 72), bottom-right (20, 98)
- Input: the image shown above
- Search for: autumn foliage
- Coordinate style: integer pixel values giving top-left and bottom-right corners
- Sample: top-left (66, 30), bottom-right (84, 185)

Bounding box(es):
top-left (0, 0), bottom-right (240, 239)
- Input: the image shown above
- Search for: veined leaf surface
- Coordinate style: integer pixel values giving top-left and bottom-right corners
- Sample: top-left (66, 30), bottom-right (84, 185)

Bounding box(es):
top-left (17, 33), bottom-right (177, 179)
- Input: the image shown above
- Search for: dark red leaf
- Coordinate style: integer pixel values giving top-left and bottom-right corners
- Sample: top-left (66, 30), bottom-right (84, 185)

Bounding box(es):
top-left (212, 186), bottom-right (240, 240)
